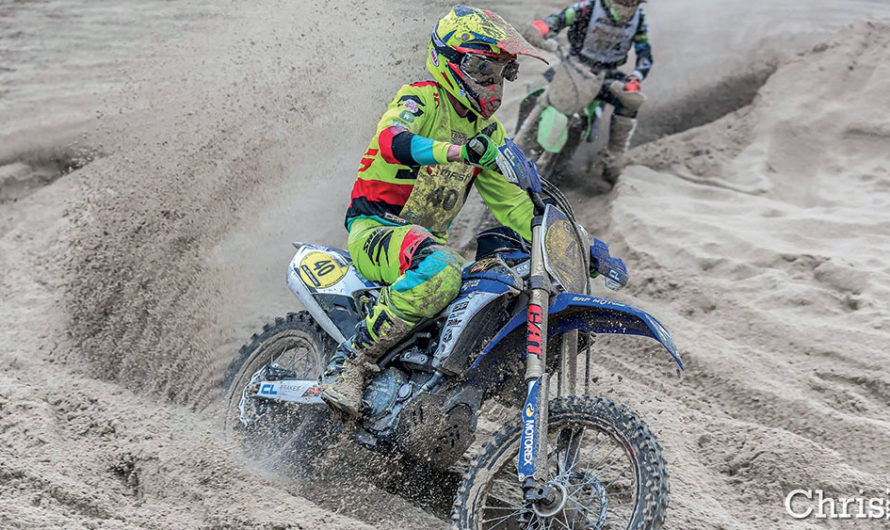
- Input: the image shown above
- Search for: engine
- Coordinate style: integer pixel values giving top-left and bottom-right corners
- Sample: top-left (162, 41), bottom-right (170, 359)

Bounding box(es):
top-left (354, 252), bottom-right (524, 468)
top-left (358, 356), bottom-right (481, 468)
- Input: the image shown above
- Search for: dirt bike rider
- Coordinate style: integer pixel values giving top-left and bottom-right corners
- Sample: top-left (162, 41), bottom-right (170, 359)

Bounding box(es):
top-left (523, 0), bottom-right (652, 181)
top-left (318, 5), bottom-right (630, 418)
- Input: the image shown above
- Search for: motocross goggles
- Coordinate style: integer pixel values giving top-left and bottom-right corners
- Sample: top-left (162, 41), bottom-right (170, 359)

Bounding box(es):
top-left (460, 53), bottom-right (519, 85)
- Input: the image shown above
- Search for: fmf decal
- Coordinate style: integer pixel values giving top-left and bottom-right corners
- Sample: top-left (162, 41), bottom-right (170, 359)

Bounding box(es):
top-left (527, 304), bottom-right (543, 359)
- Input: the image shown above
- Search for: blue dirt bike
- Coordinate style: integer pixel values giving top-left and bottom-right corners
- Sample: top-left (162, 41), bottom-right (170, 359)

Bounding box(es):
top-left (223, 139), bottom-right (682, 529)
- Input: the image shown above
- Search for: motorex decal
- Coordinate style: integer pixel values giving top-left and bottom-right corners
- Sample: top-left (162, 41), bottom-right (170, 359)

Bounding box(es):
top-left (518, 378), bottom-right (541, 479)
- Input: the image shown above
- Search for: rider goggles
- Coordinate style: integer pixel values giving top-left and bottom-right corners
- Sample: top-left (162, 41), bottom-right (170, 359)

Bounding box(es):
top-left (460, 53), bottom-right (519, 85)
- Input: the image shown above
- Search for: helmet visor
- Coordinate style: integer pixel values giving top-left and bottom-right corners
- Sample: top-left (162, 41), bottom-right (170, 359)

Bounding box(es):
top-left (460, 53), bottom-right (519, 85)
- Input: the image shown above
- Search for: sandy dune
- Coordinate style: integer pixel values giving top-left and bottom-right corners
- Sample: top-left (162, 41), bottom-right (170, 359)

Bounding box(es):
top-left (2, 0), bottom-right (890, 528)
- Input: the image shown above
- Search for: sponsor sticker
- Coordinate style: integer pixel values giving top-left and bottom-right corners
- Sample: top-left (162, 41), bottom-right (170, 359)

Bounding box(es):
top-left (522, 418), bottom-right (536, 466)
top-left (452, 300), bottom-right (469, 312)
top-left (527, 304), bottom-right (543, 359)
top-left (403, 99), bottom-right (419, 113)
top-left (430, 48), bottom-right (439, 67)
top-left (518, 379), bottom-right (540, 477)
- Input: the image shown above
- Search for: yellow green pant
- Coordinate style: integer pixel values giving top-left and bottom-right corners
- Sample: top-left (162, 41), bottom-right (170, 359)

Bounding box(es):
top-left (347, 218), bottom-right (464, 338)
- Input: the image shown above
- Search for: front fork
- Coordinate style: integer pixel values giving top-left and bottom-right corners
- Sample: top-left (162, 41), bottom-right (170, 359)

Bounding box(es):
top-left (518, 218), bottom-right (557, 515)
top-left (519, 217), bottom-right (589, 522)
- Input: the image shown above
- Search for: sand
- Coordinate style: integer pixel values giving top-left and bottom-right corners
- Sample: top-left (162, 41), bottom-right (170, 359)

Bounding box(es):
top-left (2, 0), bottom-right (890, 528)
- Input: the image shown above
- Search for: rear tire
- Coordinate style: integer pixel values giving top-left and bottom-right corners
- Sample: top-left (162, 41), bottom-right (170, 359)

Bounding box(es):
top-left (223, 311), bottom-right (336, 465)
top-left (451, 396), bottom-right (669, 529)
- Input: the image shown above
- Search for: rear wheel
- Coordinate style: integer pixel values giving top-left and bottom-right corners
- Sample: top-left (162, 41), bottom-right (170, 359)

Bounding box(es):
top-left (452, 396), bottom-right (669, 529)
top-left (223, 311), bottom-right (335, 464)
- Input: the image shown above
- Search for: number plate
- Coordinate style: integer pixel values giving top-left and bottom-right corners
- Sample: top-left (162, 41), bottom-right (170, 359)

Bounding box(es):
top-left (299, 251), bottom-right (348, 289)
top-left (542, 206), bottom-right (586, 293)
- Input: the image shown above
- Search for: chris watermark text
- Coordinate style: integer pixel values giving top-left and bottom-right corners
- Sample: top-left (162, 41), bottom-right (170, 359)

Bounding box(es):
top-left (785, 489), bottom-right (890, 520)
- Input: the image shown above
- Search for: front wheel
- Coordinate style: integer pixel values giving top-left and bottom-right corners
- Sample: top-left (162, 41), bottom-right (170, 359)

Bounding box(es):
top-left (452, 396), bottom-right (669, 529)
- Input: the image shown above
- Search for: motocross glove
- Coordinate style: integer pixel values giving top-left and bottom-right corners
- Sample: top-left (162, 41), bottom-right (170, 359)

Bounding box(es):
top-left (461, 133), bottom-right (500, 171)
top-left (589, 238), bottom-right (628, 291)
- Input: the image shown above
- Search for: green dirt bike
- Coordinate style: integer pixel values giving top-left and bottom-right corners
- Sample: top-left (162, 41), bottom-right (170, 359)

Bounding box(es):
top-left (515, 46), bottom-right (646, 184)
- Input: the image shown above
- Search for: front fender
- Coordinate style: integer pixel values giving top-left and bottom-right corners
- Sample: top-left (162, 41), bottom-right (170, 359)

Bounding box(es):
top-left (537, 106), bottom-right (569, 153)
top-left (476, 293), bottom-right (682, 370)
top-left (549, 294), bottom-right (682, 369)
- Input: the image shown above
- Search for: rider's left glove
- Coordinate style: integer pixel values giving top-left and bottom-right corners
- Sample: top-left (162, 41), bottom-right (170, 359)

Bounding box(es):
top-left (461, 133), bottom-right (500, 170)
top-left (589, 238), bottom-right (629, 291)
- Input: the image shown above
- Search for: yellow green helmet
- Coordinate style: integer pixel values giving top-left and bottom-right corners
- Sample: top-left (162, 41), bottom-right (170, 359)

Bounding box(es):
top-left (427, 5), bottom-right (547, 119)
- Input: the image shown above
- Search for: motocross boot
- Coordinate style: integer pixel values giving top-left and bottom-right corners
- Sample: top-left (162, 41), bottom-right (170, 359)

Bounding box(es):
top-left (602, 114), bottom-right (637, 184)
top-left (319, 302), bottom-right (413, 418)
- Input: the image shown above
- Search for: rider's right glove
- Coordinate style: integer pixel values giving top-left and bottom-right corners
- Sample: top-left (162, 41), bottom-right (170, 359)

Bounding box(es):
top-left (589, 238), bottom-right (629, 291)
top-left (461, 133), bottom-right (500, 170)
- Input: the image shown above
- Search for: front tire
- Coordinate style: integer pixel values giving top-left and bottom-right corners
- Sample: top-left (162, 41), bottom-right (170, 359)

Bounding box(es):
top-left (452, 396), bottom-right (669, 529)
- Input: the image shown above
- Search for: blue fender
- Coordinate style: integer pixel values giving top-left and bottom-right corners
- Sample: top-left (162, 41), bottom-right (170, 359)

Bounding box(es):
top-left (473, 293), bottom-right (683, 370)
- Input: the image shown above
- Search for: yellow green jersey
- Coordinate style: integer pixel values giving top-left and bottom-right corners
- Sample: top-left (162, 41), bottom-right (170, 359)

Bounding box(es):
top-left (346, 80), bottom-right (535, 241)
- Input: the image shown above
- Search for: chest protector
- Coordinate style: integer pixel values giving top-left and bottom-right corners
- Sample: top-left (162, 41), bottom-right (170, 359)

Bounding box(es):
top-left (580, 2), bottom-right (640, 66)
top-left (399, 110), bottom-right (493, 238)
